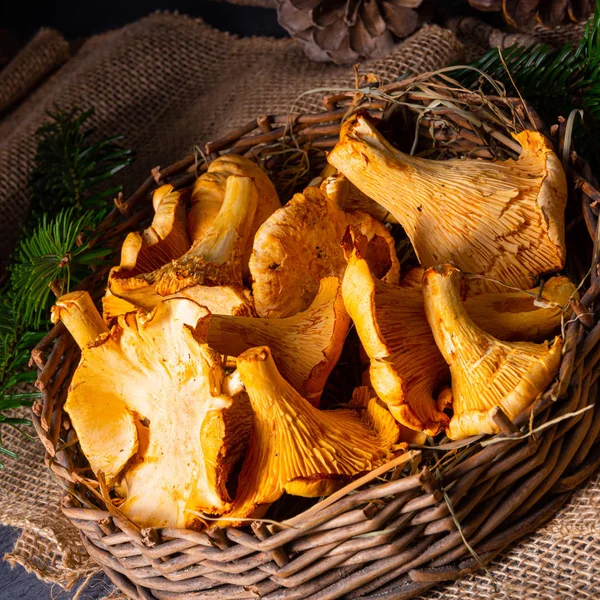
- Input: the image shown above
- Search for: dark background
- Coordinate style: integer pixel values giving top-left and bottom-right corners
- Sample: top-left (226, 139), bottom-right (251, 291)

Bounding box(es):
top-left (0, 0), bottom-right (488, 67)
top-left (1, 0), bottom-right (286, 40)
top-left (0, 0), bottom-right (288, 68)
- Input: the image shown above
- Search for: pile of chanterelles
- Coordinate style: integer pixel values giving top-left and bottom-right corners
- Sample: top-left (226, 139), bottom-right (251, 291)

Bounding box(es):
top-left (54, 119), bottom-right (574, 529)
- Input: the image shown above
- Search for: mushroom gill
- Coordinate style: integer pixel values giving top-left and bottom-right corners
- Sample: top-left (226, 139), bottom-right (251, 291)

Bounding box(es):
top-left (328, 114), bottom-right (567, 293)
top-left (219, 346), bottom-right (404, 523)
top-left (423, 264), bottom-right (563, 440)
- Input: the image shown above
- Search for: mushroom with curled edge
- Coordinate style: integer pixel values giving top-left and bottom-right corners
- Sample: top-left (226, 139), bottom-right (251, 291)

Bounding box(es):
top-left (103, 184), bottom-right (190, 321)
top-left (342, 227), bottom-right (450, 435)
top-left (105, 175), bottom-right (259, 322)
top-left (216, 346), bottom-right (405, 525)
top-left (207, 276), bottom-right (350, 407)
top-left (423, 264), bottom-right (563, 440)
top-left (341, 227), bottom-right (574, 435)
top-left (53, 291), bottom-right (253, 529)
top-left (249, 185), bottom-right (400, 318)
top-left (328, 114), bottom-right (568, 293)
top-left (188, 154), bottom-right (280, 278)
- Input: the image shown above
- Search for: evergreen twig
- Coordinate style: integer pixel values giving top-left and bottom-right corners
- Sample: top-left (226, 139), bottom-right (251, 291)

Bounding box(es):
top-left (458, 1), bottom-right (600, 169)
top-left (9, 208), bottom-right (113, 330)
top-left (29, 107), bottom-right (134, 222)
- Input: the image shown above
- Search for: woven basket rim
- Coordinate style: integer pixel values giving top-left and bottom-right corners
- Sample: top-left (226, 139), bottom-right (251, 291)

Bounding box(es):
top-left (31, 70), bottom-right (600, 600)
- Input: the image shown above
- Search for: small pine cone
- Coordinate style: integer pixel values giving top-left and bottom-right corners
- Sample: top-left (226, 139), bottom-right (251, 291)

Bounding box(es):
top-left (468, 0), bottom-right (595, 28)
top-left (276, 0), bottom-right (425, 64)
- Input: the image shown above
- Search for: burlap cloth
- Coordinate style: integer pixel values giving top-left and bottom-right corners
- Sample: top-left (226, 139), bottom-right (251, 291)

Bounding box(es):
top-left (0, 28), bottom-right (69, 116)
top-left (0, 11), bottom-right (597, 599)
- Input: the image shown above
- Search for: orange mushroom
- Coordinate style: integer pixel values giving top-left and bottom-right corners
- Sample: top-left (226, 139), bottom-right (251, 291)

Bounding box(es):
top-left (329, 114), bottom-right (567, 293)
top-left (423, 264), bottom-right (563, 439)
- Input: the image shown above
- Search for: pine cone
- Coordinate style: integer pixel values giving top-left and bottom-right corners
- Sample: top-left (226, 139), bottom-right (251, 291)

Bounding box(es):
top-left (468, 0), bottom-right (595, 27)
top-left (276, 0), bottom-right (425, 64)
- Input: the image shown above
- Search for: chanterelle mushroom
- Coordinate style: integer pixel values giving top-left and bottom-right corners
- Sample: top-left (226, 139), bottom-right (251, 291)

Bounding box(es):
top-left (423, 264), bottom-right (563, 440)
top-left (219, 346), bottom-right (403, 523)
top-left (342, 228), bottom-right (449, 435)
top-left (250, 185), bottom-right (399, 318)
top-left (342, 228), bottom-right (573, 435)
top-left (329, 114), bottom-right (567, 292)
top-left (207, 276), bottom-right (350, 406)
top-left (103, 184), bottom-right (191, 321)
top-left (188, 154), bottom-right (280, 271)
top-left (53, 291), bottom-right (252, 528)
top-left (106, 174), bottom-right (258, 321)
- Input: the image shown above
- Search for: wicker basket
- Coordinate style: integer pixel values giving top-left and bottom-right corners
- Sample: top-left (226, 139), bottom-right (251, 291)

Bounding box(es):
top-left (31, 70), bottom-right (600, 600)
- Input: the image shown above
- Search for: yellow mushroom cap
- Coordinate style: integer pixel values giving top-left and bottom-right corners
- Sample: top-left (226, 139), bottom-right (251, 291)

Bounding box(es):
top-left (249, 185), bottom-right (400, 318)
top-left (219, 346), bottom-right (403, 524)
top-left (329, 114), bottom-right (567, 293)
top-left (207, 276), bottom-right (350, 406)
top-left (57, 292), bottom-right (252, 529)
top-left (423, 264), bottom-right (563, 440)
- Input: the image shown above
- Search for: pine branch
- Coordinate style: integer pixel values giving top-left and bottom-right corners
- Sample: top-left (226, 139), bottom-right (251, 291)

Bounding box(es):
top-left (9, 208), bottom-right (112, 330)
top-left (0, 299), bottom-right (42, 468)
top-left (28, 107), bottom-right (134, 223)
top-left (459, 1), bottom-right (600, 169)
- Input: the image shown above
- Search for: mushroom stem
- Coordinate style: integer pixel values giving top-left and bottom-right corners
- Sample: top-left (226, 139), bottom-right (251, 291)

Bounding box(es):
top-left (154, 175), bottom-right (258, 295)
top-left (422, 265), bottom-right (476, 345)
top-left (189, 175), bottom-right (258, 266)
top-left (51, 291), bottom-right (109, 349)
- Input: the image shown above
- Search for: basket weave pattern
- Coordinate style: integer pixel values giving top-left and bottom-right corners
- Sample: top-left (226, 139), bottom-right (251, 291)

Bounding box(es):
top-left (31, 74), bottom-right (600, 600)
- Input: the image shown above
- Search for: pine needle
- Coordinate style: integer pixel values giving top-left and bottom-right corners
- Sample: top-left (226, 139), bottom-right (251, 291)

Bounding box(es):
top-left (29, 107), bottom-right (133, 222)
top-left (459, 2), bottom-right (600, 170)
top-left (9, 208), bottom-right (112, 329)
